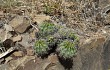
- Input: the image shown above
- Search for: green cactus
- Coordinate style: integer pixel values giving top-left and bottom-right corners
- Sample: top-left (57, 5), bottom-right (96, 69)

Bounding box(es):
top-left (67, 31), bottom-right (78, 41)
top-left (38, 21), bottom-right (58, 38)
top-left (46, 35), bottom-right (58, 47)
top-left (58, 27), bottom-right (69, 39)
top-left (58, 28), bottom-right (77, 40)
top-left (34, 39), bottom-right (49, 55)
top-left (35, 21), bottom-right (79, 58)
top-left (57, 39), bottom-right (77, 58)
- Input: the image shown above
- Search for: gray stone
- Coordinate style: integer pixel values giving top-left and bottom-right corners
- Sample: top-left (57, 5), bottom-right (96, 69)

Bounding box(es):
top-left (9, 16), bottom-right (31, 33)
top-left (72, 37), bottom-right (108, 70)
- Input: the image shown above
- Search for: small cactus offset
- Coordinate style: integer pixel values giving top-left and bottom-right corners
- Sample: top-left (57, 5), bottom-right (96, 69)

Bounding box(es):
top-left (57, 39), bottom-right (77, 58)
top-left (67, 31), bottom-right (78, 41)
top-left (46, 35), bottom-right (57, 47)
top-left (58, 28), bottom-right (77, 40)
top-left (34, 39), bottom-right (49, 55)
top-left (37, 21), bottom-right (58, 38)
top-left (58, 27), bottom-right (69, 39)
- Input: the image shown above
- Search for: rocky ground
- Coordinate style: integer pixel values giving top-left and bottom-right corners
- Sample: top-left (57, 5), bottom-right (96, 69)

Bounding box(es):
top-left (0, 0), bottom-right (110, 70)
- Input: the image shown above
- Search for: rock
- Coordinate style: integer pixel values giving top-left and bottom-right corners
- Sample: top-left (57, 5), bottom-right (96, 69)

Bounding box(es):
top-left (19, 33), bottom-right (33, 48)
top-left (29, 29), bottom-right (37, 39)
top-left (33, 15), bottom-right (50, 24)
top-left (9, 16), bottom-right (31, 33)
top-left (9, 16), bottom-right (23, 28)
top-left (14, 54), bottom-right (64, 70)
top-left (7, 32), bottom-right (13, 39)
top-left (43, 60), bottom-right (64, 70)
top-left (0, 28), bottom-right (13, 41)
top-left (8, 56), bottom-right (35, 70)
top-left (48, 54), bottom-right (59, 63)
top-left (4, 24), bottom-right (13, 31)
top-left (13, 51), bottom-right (24, 57)
top-left (0, 64), bottom-right (10, 70)
top-left (15, 22), bottom-right (30, 33)
top-left (43, 62), bottom-right (53, 70)
top-left (12, 35), bottom-right (22, 42)
top-left (72, 36), bottom-right (106, 70)
top-left (5, 57), bottom-right (13, 63)
top-left (105, 13), bottom-right (110, 24)
top-left (26, 47), bottom-right (34, 56)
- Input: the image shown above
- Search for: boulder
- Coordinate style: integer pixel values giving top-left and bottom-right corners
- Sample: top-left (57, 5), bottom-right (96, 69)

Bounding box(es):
top-left (9, 16), bottom-right (31, 33)
top-left (12, 35), bottom-right (22, 42)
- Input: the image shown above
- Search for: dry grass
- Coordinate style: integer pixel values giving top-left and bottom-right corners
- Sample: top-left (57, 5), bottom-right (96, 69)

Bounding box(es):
top-left (0, 0), bottom-right (108, 34)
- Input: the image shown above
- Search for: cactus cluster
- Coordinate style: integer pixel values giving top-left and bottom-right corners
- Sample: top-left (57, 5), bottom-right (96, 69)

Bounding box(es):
top-left (58, 28), bottom-right (69, 39)
top-left (34, 21), bottom-right (78, 58)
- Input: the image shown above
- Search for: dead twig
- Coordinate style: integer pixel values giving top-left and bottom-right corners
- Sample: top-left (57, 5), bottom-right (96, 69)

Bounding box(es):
top-left (0, 47), bottom-right (16, 59)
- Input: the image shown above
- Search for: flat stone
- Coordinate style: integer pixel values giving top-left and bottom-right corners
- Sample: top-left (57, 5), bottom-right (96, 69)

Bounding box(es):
top-left (8, 56), bottom-right (35, 70)
top-left (43, 60), bottom-right (64, 70)
top-left (12, 35), bottom-right (22, 42)
top-left (5, 57), bottom-right (13, 63)
top-left (33, 15), bottom-right (50, 24)
top-left (15, 22), bottom-right (30, 33)
top-left (9, 16), bottom-right (31, 33)
top-left (19, 34), bottom-right (33, 48)
top-left (9, 16), bottom-right (23, 28)
top-left (4, 24), bottom-right (13, 31)
top-left (13, 51), bottom-right (24, 57)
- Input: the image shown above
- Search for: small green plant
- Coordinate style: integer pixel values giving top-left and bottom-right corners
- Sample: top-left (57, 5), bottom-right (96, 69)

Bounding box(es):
top-left (38, 21), bottom-right (58, 37)
top-left (44, 4), bottom-right (53, 15)
top-left (57, 39), bottom-right (77, 58)
top-left (35, 21), bottom-right (79, 58)
top-left (58, 28), bottom-right (77, 40)
top-left (46, 35), bottom-right (57, 47)
top-left (67, 31), bottom-right (78, 40)
top-left (43, 0), bottom-right (63, 15)
top-left (0, 0), bottom-right (23, 9)
top-left (58, 27), bottom-right (69, 39)
top-left (34, 39), bottom-right (49, 55)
